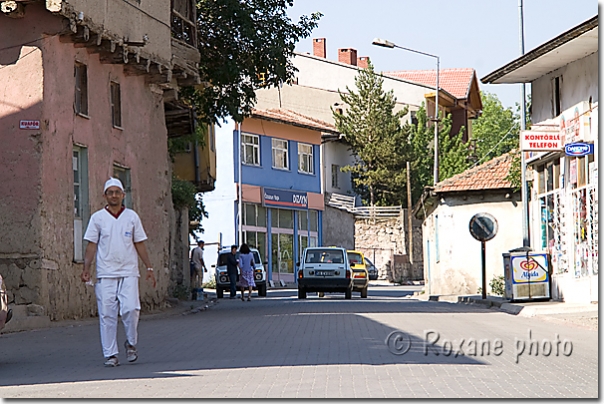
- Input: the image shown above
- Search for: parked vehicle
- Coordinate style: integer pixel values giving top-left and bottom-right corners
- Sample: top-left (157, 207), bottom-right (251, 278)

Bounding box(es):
top-left (364, 257), bottom-right (378, 280)
top-left (347, 250), bottom-right (369, 298)
top-left (213, 247), bottom-right (267, 298)
top-left (297, 247), bottom-right (353, 299)
top-left (0, 274), bottom-right (12, 332)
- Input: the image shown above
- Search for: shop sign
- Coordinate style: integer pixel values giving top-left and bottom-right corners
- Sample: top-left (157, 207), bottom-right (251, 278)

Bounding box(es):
top-left (19, 120), bottom-right (40, 130)
top-left (510, 253), bottom-right (549, 284)
top-left (520, 130), bottom-right (561, 151)
top-left (262, 187), bottom-right (308, 210)
top-left (558, 101), bottom-right (591, 145)
top-left (565, 142), bottom-right (594, 157)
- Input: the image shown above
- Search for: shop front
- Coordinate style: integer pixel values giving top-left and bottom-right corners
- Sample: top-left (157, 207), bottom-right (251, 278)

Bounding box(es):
top-left (526, 102), bottom-right (598, 303)
top-left (239, 187), bottom-right (323, 283)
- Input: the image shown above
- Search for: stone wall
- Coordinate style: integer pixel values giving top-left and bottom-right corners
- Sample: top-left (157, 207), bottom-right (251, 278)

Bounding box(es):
top-left (355, 209), bottom-right (423, 282)
top-left (322, 205), bottom-right (355, 250)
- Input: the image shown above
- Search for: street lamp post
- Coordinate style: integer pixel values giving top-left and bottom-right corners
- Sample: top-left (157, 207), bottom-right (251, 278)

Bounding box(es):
top-left (372, 38), bottom-right (440, 184)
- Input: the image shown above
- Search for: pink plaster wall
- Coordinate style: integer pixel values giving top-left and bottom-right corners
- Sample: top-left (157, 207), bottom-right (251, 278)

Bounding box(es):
top-left (1, 4), bottom-right (174, 319)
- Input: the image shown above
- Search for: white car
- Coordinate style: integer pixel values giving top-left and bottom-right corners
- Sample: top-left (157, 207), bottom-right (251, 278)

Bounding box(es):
top-left (297, 247), bottom-right (353, 299)
top-left (0, 274), bottom-right (12, 332)
top-left (213, 247), bottom-right (267, 298)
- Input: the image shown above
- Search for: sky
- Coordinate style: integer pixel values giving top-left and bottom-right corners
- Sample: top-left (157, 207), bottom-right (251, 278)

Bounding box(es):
top-left (200, 0), bottom-right (598, 248)
top-left (287, 0), bottom-right (598, 109)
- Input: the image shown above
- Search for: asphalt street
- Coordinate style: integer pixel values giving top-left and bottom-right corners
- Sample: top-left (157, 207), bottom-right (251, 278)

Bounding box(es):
top-left (0, 285), bottom-right (597, 398)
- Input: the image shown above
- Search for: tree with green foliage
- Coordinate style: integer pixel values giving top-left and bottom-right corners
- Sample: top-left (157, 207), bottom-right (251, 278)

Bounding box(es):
top-left (333, 61), bottom-right (410, 207)
top-left (184, 0), bottom-right (322, 124)
top-left (407, 105), bottom-right (470, 203)
top-left (469, 91), bottom-right (519, 165)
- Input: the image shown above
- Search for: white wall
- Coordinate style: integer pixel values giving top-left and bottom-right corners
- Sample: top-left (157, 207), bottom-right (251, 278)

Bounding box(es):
top-left (200, 119), bottom-right (237, 248)
top-left (423, 194), bottom-right (523, 296)
top-left (293, 53), bottom-right (430, 108)
top-left (322, 141), bottom-right (355, 196)
top-left (531, 52), bottom-right (598, 124)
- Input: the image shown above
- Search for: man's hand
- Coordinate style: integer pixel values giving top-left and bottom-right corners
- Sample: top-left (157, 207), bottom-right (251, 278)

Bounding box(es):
top-left (81, 269), bottom-right (91, 283)
top-left (146, 269), bottom-right (157, 288)
top-left (204, 267), bottom-right (208, 273)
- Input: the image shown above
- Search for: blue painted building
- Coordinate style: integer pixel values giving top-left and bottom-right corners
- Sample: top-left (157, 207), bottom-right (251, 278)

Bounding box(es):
top-left (233, 109), bottom-right (338, 283)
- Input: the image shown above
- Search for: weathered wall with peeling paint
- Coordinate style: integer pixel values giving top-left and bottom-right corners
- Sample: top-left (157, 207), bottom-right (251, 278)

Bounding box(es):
top-left (1, 5), bottom-right (174, 320)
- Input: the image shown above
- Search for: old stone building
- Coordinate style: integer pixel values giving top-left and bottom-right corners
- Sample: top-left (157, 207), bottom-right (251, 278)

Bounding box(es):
top-left (0, 0), bottom-right (206, 324)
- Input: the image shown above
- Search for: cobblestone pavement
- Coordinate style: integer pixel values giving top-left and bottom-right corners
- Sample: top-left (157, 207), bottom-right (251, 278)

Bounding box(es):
top-left (0, 286), bottom-right (597, 398)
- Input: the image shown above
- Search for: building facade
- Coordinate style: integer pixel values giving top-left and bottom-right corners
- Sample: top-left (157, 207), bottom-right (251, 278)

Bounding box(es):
top-left (234, 109), bottom-right (335, 283)
top-left (0, 0), bottom-right (202, 321)
top-left (482, 16), bottom-right (598, 303)
top-left (415, 154), bottom-right (522, 295)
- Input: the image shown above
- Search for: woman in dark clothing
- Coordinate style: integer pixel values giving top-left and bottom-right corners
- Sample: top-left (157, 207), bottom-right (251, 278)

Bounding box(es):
top-left (237, 243), bottom-right (256, 301)
top-left (226, 245), bottom-right (239, 299)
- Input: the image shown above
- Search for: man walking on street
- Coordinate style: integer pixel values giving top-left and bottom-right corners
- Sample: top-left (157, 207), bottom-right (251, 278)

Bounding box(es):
top-left (226, 245), bottom-right (239, 299)
top-left (191, 240), bottom-right (207, 290)
top-left (81, 178), bottom-right (156, 367)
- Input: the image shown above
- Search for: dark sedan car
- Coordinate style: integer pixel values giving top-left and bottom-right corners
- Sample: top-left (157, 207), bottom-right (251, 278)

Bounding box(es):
top-left (364, 257), bottom-right (378, 280)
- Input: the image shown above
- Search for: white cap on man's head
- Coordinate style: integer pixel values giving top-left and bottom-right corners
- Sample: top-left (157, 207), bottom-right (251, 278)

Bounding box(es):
top-left (104, 177), bottom-right (124, 193)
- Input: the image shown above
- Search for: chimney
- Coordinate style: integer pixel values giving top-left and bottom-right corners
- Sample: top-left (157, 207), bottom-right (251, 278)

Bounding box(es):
top-left (313, 38), bottom-right (326, 58)
top-left (338, 48), bottom-right (357, 66)
top-left (357, 56), bottom-right (370, 69)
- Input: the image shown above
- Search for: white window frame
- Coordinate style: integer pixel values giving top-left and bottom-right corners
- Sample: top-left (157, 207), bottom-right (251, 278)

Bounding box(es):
top-left (242, 133), bottom-right (259, 166)
top-left (298, 143), bottom-right (314, 174)
top-left (272, 138), bottom-right (289, 170)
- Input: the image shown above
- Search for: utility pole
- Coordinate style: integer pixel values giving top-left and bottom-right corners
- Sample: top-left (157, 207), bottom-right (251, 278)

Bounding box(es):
top-left (519, 0), bottom-right (530, 247)
top-left (406, 161), bottom-right (413, 264)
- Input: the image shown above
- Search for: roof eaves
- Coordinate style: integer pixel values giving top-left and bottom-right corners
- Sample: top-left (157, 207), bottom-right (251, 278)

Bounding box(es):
top-left (481, 15), bottom-right (598, 84)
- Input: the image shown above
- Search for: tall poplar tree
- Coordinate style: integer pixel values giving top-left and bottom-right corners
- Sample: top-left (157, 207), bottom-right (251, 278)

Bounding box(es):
top-left (333, 61), bottom-right (409, 207)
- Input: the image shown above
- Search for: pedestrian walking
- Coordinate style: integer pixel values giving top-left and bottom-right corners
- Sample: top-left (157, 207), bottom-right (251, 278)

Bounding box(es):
top-left (237, 243), bottom-right (256, 301)
top-left (226, 245), bottom-right (239, 299)
top-left (81, 178), bottom-right (156, 367)
top-left (191, 240), bottom-right (207, 291)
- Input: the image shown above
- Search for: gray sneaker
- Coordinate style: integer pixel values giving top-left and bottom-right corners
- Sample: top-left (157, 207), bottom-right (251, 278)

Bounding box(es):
top-left (104, 356), bottom-right (119, 367)
top-left (125, 341), bottom-right (138, 362)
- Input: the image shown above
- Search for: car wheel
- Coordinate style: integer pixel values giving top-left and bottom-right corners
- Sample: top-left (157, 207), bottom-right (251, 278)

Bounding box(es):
top-left (361, 287), bottom-right (368, 298)
top-left (345, 287), bottom-right (352, 300)
top-left (216, 288), bottom-right (224, 299)
top-left (318, 292), bottom-right (325, 298)
top-left (298, 288), bottom-right (306, 299)
top-left (258, 284), bottom-right (267, 297)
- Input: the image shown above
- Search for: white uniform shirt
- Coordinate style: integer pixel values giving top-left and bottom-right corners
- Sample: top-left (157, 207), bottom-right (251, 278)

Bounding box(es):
top-left (84, 207), bottom-right (148, 278)
top-left (191, 246), bottom-right (204, 271)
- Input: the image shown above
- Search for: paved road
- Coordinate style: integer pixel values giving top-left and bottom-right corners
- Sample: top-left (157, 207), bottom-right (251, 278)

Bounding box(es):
top-left (0, 285), bottom-right (597, 398)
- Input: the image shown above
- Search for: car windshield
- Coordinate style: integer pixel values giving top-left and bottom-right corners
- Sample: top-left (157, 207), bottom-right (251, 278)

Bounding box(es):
top-left (347, 252), bottom-right (363, 265)
top-left (364, 257), bottom-right (374, 267)
top-left (305, 249), bottom-right (344, 264)
top-left (218, 251), bottom-right (262, 266)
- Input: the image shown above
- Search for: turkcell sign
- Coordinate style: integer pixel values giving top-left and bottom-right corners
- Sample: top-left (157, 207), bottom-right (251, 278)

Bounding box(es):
top-left (262, 187), bottom-right (308, 209)
top-left (565, 142), bottom-right (594, 157)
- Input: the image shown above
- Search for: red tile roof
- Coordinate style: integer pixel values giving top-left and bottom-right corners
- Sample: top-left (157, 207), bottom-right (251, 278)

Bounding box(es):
top-left (383, 68), bottom-right (476, 99)
top-left (250, 108), bottom-right (339, 134)
top-left (435, 152), bottom-right (514, 193)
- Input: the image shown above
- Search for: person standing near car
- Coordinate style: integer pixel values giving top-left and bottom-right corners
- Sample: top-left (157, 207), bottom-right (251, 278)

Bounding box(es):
top-left (191, 240), bottom-right (207, 289)
top-left (81, 178), bottom-right (156, 367)
top-left (226, 245), bottom-right (239, 299)
top-left (237, 243), bottom-right (256, 301)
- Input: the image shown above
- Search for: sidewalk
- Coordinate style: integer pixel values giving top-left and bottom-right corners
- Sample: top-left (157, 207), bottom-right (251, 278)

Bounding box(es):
top-left (411, 290), bottom-right (598, 326)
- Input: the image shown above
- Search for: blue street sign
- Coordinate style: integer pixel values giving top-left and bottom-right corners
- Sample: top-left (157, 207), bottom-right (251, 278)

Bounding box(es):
top-left (262, 187), bottom-right (308, 209)
top-left (565, 142), bottom-right (594, 157)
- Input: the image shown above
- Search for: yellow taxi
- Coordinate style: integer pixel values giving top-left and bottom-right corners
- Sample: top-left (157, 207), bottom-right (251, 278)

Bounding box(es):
top-left (346, 250), bottom-right (369, 298)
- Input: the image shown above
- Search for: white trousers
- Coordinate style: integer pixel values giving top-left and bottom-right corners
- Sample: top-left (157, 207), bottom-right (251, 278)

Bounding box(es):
top-left (95, 277), bottom-right (141, 358)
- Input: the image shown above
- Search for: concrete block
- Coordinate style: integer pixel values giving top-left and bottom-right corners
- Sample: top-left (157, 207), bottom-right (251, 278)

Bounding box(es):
top-left (15, 287), bottom-right (36, 305)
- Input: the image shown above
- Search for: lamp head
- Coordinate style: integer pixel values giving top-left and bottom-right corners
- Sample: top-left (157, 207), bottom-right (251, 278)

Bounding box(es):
top-left (372, 38), bottom-right (395, 49)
